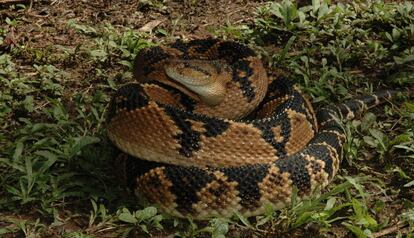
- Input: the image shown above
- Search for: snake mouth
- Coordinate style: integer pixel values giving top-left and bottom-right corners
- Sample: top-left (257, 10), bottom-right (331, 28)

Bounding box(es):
top-left (163, 59), bottom-right (231, 106)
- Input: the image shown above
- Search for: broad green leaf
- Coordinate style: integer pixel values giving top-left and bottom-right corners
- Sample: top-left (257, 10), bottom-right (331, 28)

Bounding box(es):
top-left (136, 207), bottom-right (157, 221)
top-left (35, 150), bottom-right (58, 173)
top-left (13, 141), bottom-right (24, 160)
top-left (119, 209), bottom-right (138, 224)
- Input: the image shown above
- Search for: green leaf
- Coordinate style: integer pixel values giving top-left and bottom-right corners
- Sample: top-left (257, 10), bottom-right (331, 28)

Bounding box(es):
top-left (13, 141), bottom-right (24, 160)
top-left (293, 211), bottom-right (313, 228)
top-left (70, 136), bottom-right (100, 157)
top-left (279, 35), bottom-right (296, 63)
top-left (392, 28), bottom-right (401, 40)
top-left (35, 150), bottom-right (58, 173)
top-left (136, 207), bottom-right (157, 221)
top-left (404, 180), bottom-right (414, 187)
top-left (317, 3), bottom-right (330, 20)
top-left (344, 176), bottom-right (368, 198)
top-left (363, 136), bottom-right (377, 148)
top-left (210, 218), bottom-right (229, 238)
top-left (312, 0), bottom-right (321, 13)
top-left (91, 199), bottom-right (98, 213)
top-left (394, 54), bottom-right (414, 64)
top-left (394, 145), bottom-right (414, 153)
top-left (22, 96), bottom-right (34, 112)
top-left (325, 197), bottom-right (336, 210)
top-left (404, 102), bottom-right (414, 113)
top-left (156, 28), bottom-right (168, 36)
top-left (360, 113), bottom-right (376, 132)
top-left (139, 224), bottom-right (149, 233)
top-left (343, 222), bottom-right (368, 238)
top-left (119, 209), bottom-right (138, 224)
top-left (234, 211), bottom-right (252, 228)
top-left (90, 49), bottom-right (107, 59)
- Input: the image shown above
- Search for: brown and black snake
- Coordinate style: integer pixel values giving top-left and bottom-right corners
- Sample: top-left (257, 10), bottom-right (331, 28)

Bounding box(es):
top-left (106, 38), bottom-right (395, 219)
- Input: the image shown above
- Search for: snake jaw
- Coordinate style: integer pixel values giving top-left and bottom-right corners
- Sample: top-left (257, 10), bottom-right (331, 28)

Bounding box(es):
top-left (164, 60), bottom-right (230, 106)
top-left (191, 81), bottom-right (227, 106)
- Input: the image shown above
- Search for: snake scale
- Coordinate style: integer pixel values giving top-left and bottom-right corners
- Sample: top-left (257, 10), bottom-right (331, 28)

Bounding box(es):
top-left (106, 38), bottom-right (394, 219)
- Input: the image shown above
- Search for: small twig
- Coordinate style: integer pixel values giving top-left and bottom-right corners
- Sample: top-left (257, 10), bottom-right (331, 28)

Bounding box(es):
top-left (371, 222), bottom-right (408, 238)
top-left (28, 0), bottom-right (33, 11)
top-left (232, 221), bottom-right (275, 235)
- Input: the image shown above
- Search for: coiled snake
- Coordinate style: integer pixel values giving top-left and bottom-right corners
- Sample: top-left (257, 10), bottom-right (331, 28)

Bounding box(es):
top-left (106, 39), bottom-right (394, 219)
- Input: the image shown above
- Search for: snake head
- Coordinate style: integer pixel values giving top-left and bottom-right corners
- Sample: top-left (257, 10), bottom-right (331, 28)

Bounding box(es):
top-left (164, 59), bottom-right (232, 106)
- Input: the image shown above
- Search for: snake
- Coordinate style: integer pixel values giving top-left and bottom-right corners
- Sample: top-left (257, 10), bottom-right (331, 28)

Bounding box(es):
top-left (106, 38), bottom-right (395, 219)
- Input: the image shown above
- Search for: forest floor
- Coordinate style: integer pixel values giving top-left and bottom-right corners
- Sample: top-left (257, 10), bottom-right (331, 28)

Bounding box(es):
top-left (1, 0), bottom-right (414, 237)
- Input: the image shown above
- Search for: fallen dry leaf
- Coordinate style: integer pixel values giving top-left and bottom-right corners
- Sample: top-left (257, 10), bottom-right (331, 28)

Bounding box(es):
top-left (139, 20), bottom-right (163, 32)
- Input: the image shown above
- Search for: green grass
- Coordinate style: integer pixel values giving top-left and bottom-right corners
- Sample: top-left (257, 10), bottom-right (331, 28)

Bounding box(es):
top-left (1, 0), bottom-right (414, 237)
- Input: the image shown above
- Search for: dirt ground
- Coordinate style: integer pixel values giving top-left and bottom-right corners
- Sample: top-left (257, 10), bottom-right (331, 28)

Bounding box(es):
top-left (1, 0), bottom-right (263, 48)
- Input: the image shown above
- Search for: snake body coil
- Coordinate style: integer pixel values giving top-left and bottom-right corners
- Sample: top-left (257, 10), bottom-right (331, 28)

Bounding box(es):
top-left (107, 39), bottom-right (394, 219)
